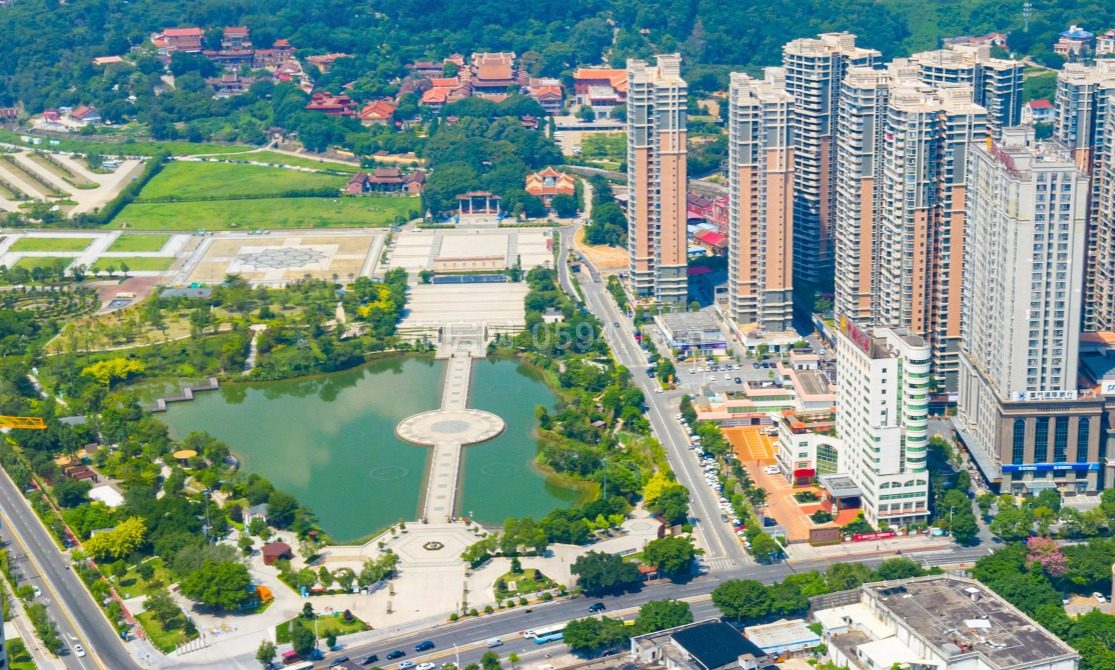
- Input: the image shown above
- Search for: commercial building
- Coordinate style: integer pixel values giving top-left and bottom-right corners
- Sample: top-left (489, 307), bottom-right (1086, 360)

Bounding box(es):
top-left (744, 619), bottom-right (821, 658)
top-left (775, 408), bottom-right (840, 486)
top-left (726, 69), bottom-right (794, 332)
top-left (955, 128), bottom-right (1104, 496)
top-left (909, 43), bottom-right (1024, 137)
top-left (834, 319), bottom-right (931, 527)
top-left (812, 575), bottom-right (1080, 670)
top-left (631, 619), bottom-right (770, 670)
top-left (1053, 61), bottom-right (1115, 331)
top-left (782, 32), bottom-right (880, 289)
top-left (627, 55), bottom-right (689, 305)
top-left (655, 311), bottom-right (726, 355)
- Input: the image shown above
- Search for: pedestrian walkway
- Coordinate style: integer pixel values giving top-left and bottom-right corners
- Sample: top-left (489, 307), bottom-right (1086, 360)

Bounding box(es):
top-left (396, 346), bottom-right (505, 522)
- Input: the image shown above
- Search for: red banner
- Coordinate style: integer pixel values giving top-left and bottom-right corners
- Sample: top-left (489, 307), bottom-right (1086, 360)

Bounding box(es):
top-left (852, 531), bottom-right (896, 542)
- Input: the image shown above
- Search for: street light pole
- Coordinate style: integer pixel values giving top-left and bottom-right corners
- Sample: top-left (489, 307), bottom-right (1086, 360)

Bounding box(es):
top-left (203, 488), bottom-right (211, 544)
top-left (454, 643), bottom-right (460, 669)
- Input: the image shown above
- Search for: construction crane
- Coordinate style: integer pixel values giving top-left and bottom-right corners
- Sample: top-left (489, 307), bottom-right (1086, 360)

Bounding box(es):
top-left (0, 416), bottom-right (46, 430)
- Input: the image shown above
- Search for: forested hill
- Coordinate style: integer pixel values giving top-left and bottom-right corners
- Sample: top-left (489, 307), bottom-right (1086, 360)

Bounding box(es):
top-left (3, 0), bottom-right (1115, 110)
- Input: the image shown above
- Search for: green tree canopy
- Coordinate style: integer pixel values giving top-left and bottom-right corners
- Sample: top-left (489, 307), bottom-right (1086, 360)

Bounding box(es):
top-left (571, 551), bottom-right (640, 595)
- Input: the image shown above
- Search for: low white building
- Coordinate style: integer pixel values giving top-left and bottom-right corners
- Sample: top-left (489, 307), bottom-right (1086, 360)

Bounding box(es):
top-left (813, 575), bottom-right (1079, 670)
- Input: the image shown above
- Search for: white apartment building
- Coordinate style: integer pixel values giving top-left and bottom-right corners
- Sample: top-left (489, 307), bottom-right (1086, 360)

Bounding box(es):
top-left (835, 319), bottom-right (931, 527)
top-left (833, 62), bottom-right (920, 323)
top-left (727, 69), bottom-right (794, 332)
top-left (1053, 61), bottom-right (1115, 330)
top-left (910, 43), bottom-right (1024, 137)
top-left (782, 32), bottom-right (880, 289)
top-left (627, 54), bottom-right (689, 306)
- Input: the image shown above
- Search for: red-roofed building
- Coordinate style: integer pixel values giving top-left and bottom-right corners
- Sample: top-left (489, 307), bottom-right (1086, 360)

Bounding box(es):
top-left (471, 52), bottom-right (519, 97)
top-left (694, 229), bottom-right (728, 255)
top-left (525, 167), bottom-right (575, 206)
top-left (359, 99), bottom-right (397, 126)
top-left (305, 92), bottom-right (356, 116)
top-left (687, 193), bottom-right (729, 236)
top-left (572, 68), bottom-right (628, 119)
top-left (528, 78), bottom-right (564, 115)
top-left (222, 26), bottom-right (252, 50)
top-left (151, 27), bottom-right (204, 55)
top-left (254, 39), bottom-right (295, 69)
top-left (261, 542), bottom-right (292, 566)
top-left (0, 108), bottom-right (18, 126)
top-left (67, 105), bottom-right (101, 127)
top-left (1023, 98), bottom-right (1055, 125)
top-left (410, 60), bottom-right (445, 78)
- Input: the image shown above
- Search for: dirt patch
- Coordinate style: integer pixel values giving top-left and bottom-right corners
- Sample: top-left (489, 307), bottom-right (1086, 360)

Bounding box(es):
top-left (574, 227), bottom-right (627, 271)
top-left (92, 276), bottom-right (162, 309)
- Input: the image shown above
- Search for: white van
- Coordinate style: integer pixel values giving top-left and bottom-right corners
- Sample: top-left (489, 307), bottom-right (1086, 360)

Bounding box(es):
top-left (487, 638), bottom-right (504, 648)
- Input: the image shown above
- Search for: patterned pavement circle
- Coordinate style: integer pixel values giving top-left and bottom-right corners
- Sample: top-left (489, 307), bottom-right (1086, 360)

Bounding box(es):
top-left (239, 247), bottom-right (328, 269)
top-left (396, 408), bottom-right (505, 447)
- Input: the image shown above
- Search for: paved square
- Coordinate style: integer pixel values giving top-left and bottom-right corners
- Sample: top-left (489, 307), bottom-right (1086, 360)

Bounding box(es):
top-left (183, 233), bottom-right (380, 285)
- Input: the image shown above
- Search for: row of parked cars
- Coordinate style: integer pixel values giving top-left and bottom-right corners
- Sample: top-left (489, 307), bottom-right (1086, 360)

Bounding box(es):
top-left (676, 414), bottom-right (745, 531)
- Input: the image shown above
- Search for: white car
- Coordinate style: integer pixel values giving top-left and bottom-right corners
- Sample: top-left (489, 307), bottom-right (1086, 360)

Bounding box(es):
top-left (763, 465), bottom-right (781, 475)
top-left (73, 644), bottom-right (86, 658)
top-left (709, 375), bottom-right (717, 381)
top-left (689, 368), bottom-right (696, 374)
top-left (1094, 592), bottom-right (1108, 603)
top-left (417, 663), bottom-right (437, 670)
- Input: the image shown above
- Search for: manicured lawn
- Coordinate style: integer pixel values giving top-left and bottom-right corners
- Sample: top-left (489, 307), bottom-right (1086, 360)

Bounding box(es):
top-left (13, 256), bottom-right (71, 271)
top-left (276, 613), bottom-right (368, 644)
top-left (11, 236), bottom-right (94, 252)
top-left (91, 256), bottom-right (174, 272)
top-left (136, 610), bottom-right (192, 653)
top-left (239, 150), bottom-right (360, 173)
top-left (136, 161), bottom-right (346, 201)
top-left (116, 557), bottom-right (172, 599)
top-left (494, 568), bottom-right (556, 597)
top-left (115, 196), bottom-right (417, 230)
top-left (107, 233), bottom-right (171, 252)
top-left (0, 129), bottom-right (254, 158)
top-left (580, 132), bottom-right (626, 161)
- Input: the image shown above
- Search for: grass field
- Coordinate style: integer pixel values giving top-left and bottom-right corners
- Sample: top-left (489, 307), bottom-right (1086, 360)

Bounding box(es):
top-left (135, 161), bottom-right (346, 201)
top-left (0, 129), bottom-right (254, 158)
top-left (13, 256), bottom-right (71, 271)
top-left (238, 150), bottom-right (361, 173)
top-left (11, 236), bottom-right (94, 252)
top-left (91, 256), bottom-right (174, 272)
top-left (115, 196), bottom-right (416, 230)
top-left (108, 233), bottom-right (171, 252)
top-left (137, 610), bottom-right (192, 653)
top-left (275, 613), bottom-right (367, 644)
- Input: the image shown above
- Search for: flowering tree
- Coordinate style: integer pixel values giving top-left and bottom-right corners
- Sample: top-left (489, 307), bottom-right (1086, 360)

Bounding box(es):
top-left (1025, 536), bottom-right (1067, 576)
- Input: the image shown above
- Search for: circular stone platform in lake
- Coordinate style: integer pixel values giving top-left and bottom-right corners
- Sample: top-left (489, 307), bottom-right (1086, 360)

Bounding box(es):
top-left (396, 408), bottom-right (505, 446)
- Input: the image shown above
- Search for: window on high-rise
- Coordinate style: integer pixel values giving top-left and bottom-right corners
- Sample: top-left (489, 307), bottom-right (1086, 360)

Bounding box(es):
top-left (1077, 418), bottom-right (1090, 461)
top-left (1054, 417), bottom-right (1068, 463)
top-left (1035, 417), bottom-right (1050, 463)
top-left (1012, 419), bottom-right (1025, 465)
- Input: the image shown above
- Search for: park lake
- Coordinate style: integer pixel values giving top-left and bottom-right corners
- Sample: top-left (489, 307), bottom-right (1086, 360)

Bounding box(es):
top-left (161, 356), bottom-right (586, 543)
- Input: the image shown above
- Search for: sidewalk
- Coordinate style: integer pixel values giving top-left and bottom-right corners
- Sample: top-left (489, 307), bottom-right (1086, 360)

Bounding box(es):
top-left (7, 595), bottom-right (66, 669)
top-left (785, 533), bottom-right (953, 563)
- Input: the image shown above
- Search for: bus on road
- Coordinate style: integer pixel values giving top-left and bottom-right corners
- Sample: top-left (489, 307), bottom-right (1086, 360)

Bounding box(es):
top-left (524, 623), bottom-right (566, 644)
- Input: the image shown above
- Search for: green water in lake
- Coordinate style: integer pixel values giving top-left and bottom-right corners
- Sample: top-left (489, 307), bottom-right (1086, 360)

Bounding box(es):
top-left (161, 356), bottom-right (583, 541)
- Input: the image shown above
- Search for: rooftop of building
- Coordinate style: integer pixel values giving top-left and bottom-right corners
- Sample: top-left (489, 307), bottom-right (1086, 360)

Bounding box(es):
top-left (656, 310), bottom-right (722, 333)
top-left (744, 618), bottom-right (821, 652)
top-left (859, 576), bottom-right (1078, 669)
top-left (782, 31), bottom-right (881, 60)
top-left (792, 368), bottom-right (833, 398)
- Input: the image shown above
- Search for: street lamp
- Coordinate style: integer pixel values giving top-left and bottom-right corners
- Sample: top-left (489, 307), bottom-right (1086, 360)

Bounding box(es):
top-left (202, 488), bottom-right (211, 543)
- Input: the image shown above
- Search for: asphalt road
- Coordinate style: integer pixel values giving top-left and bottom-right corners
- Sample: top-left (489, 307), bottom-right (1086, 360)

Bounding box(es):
top-left (572, 267), bottom-right (749, 568)
top-left (0, 468), bottom-right (141, 670)
top-left (321, 543), bottom-right (992, 669)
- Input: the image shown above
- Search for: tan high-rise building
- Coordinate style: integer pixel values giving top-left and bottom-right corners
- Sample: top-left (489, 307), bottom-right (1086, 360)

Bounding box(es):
top-left (833, 61), bottom-right (921, 323)
top-left (726, 69), bottom-right (794, 332)
top-left (626, 54), bottom-right (688, 305)
top-left (1053, 61), bottom-right (1115, 331)
top-left (910, 43), bottom-right (1024, 138)
top-left (782, 32), bottom-right (880, 290)
top-left (877, 83), bottom-right (987, 388)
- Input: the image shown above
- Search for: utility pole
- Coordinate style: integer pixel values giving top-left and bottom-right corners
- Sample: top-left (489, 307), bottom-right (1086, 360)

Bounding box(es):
top-left (601, 456), bottom-right (607, 501)
top-left (1023, 1), bottom-right (1033, 32)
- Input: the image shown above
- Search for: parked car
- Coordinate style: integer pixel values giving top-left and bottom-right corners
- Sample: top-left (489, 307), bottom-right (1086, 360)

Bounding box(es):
top-left (1094, 592), bottom-right (1108, 603)
top-left (763, 465), bottom-right (780, 475)
top-left (415, 641), bottom-right (435, 652)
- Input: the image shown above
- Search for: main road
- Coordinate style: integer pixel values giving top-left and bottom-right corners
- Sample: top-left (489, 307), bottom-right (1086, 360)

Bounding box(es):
top-left (322, 543), bottom-right (992, 668)
top-left (0, 467), bottom-right (142, 670)
top-left (557, 231), bottom-right (749, 568)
